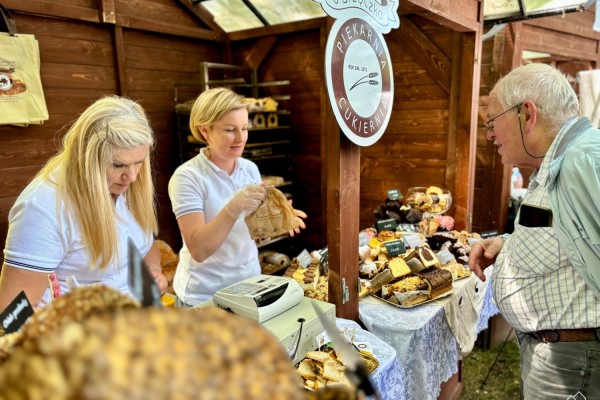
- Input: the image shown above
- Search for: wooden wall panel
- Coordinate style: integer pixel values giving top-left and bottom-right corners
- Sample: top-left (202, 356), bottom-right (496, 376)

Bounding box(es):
top-left (122, 30), bottom-right (221, 250)
top-left (0, 1), bottom-right (222, 263)
top-left (360, 20), bottom-right (453, 231)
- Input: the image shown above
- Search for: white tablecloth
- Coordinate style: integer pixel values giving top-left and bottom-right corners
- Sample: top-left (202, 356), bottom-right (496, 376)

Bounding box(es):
top-left (336, 318), bottom-right (403, 400)
top-left (359, 268), bottom-right (498, 400)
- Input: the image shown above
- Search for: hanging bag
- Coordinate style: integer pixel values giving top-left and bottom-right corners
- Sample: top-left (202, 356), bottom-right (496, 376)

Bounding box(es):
top-left (245, 186), bottom-right (299, 240)
top-left (0, 4), bottom-right (49, 126)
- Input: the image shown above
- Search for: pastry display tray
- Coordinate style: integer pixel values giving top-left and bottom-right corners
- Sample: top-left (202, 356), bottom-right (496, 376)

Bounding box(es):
top-left (371, 288), bottom-right (454, 309)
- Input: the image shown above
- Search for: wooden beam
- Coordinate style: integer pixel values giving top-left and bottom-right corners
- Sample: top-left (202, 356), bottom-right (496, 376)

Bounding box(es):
top-left (3, 0), bottom-right (221, 41)
top-left (242, 36), bottom-right (278, 70)
top-left (320, 26), bottom-right (328, 250)
top-left (112, 25), bottom-right (127, 96)
top-left (1, 0), bottom-right (101, 23)
top-left (455, 30), bottom-right (482, 232)
top-left (101, 0), bottom-right (116, 24)
top-left (115, 14), bottom-right (221, 41)
top-left (322, 18), bottom-right (361, 321)
top-left (176, 0), bottom-right (226, 35)
top-left (446, 33), bottom-right (460, 218)
top-left (400, 0), bottom-right (481, 32)
top-left (391, 17), bottom-right (452, 94)
top-left (228, 17), bottom-right (327, 41)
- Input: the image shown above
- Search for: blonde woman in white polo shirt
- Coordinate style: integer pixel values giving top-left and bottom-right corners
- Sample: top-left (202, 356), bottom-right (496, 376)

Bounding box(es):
top-left (169, 88), bottom-right (305, 307)
top-left (0, 96), bottom-right (168, 310)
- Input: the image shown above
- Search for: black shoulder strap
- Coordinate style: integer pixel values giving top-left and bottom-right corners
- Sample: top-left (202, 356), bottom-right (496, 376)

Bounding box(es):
top-left (0, 4), bottom-right (17, 36)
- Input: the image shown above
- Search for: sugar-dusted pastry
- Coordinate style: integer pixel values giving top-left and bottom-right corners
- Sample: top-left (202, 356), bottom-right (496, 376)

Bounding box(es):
top-left (359, 260), bottom-right (378, 279)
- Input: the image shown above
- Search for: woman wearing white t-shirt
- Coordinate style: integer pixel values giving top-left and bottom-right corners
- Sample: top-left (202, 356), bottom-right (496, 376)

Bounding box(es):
top-left (0, 96), bottom-right (168, 310)
top-left (169, 88), bottom-right (306, 307)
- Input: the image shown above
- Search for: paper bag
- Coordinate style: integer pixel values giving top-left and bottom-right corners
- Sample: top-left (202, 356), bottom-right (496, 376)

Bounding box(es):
top-left (245, 186), bottom-right (298, 240)
top-left (0, 5), bottom-right (49, 126)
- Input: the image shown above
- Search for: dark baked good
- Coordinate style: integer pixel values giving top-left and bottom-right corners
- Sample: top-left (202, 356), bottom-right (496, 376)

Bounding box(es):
top-left (427, 231), bottom-right (457, 250)
top-left (416, 267), bottom-right (453, 299)
top-left (405, 208), bottom-right (423, 223)
top-left (373, 204), bottom-right (386, 220)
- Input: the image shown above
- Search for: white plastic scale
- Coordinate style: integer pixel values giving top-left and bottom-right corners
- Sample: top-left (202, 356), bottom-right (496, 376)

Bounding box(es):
top-left (212, 274), bottom-right (304, 323)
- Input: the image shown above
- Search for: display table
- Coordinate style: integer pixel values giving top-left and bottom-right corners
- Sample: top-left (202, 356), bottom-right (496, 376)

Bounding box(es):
top-left (336, 318), bottom-right (403, 400)
top-left (359, 268), bottom-right (498, 400)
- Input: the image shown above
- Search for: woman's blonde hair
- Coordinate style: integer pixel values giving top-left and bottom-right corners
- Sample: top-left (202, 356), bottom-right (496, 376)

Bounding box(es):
top-left (189, 87), bottom-right (248, 144)
top-left (38, 96), bottom-right (157, 270)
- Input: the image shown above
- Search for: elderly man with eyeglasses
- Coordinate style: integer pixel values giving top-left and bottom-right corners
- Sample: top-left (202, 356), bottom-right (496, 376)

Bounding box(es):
top-left (469, 63), bottom-right (600, 400)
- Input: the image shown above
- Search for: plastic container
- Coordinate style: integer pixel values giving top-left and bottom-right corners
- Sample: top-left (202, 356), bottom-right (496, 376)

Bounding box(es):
top-left (511, 167), bottom-right (523, 190)
top-left (510, 167), bottom-right (525, 199)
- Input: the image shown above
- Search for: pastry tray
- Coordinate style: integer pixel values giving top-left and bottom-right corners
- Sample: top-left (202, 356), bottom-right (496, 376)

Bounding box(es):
top-left (454, 272), bottom-right (472, 281)
top-left (371, 288), bottom-right (454, 309)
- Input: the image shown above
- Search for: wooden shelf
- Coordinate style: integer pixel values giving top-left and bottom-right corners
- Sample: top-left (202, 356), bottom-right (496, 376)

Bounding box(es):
top-left (233, 80), bottom-right (290, 88)
top-left (256, 234), bottom-right (289, 248)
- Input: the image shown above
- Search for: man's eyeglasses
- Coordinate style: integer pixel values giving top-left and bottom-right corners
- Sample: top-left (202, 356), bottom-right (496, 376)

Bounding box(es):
top-left (482, 103), bottom-right (522, 134)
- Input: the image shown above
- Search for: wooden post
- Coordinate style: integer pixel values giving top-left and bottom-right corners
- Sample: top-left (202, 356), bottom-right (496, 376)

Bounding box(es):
top-left (321, 19), bottom-right (361, 321)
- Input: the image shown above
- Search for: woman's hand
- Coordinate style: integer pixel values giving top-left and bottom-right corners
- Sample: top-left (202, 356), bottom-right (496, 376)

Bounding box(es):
top-left (288, 199), bottom-right (307, 237)
top-left (150, 269), bottom-right (168, 296)
top-left (224, 184), bottom-right (266, 219)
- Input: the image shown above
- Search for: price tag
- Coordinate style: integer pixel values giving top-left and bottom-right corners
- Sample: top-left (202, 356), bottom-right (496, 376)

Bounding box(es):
top-left (127, 238), bottom-right (162, 308)
top-left (402, 233), bottom-right (423, 249)
top-left (358, 232), bottom-right (370, 247)
top-left (481, 230), bottom-right (499, 238)
top-left (316, 330), bottom-right (331, 349)
top-left (468, 237), bottom-right (483, 245)
top-left (354, 341), bottom-right (374, 355)
top-left (297, 249), bottom-right (313, 269)
top-left (376, 218), bottom-right (397, 232)
top-left (384, 239), bottom-right (406, 257)
top-left (0, 291), bottom-right (34, 334)
top-left (398, 223), bottom-right (419, 233)
top-left (319, 247), bottom-right (329, 273)
top-left (387, 189), bottom-right (402, 200)
top-left (436, 249), bottom-right (456, 265)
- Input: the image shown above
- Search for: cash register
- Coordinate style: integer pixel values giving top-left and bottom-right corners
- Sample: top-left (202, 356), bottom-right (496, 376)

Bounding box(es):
top-left (212, 274), bottom-right (304, 323)
top-left (202, 275), bottom-right (336, 363)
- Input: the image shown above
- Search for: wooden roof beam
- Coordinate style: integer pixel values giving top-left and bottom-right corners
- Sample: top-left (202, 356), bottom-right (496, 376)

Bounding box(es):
top-left (242, 36), bottom-right (278, 70)
top-left (3, 0), bottom-right (221, 41)
top-left (399, 0), bottom-right (481, 33)
top-left (176, 0), bottom-right (226, 36)
top-left (391, 16), bottom-right (452, 94)
top-left (228, 17), bottom-right (327, 41)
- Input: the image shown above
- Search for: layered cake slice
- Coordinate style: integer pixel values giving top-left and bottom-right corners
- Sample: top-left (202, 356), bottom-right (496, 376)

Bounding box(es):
top-left (416, 266), bottom-right (453, 299)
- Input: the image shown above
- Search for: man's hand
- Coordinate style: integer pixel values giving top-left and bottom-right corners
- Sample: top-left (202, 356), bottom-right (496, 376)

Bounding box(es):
top-left (468, 236), bottom-right (505, 281)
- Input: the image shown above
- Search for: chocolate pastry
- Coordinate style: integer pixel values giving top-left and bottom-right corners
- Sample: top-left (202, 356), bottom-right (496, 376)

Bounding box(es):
top-left (405, 208), bottom-right (423, 223)
top-left (416, 266), bottom-right (453, 299)
top-left (385, 209), bottom-right (402, 223)
top-left (385, 199), bottom-right (402, 213)
top-left (427, 231), bottom-right (457, 250)
top-left (373, 204), bottom-right (386, 220)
